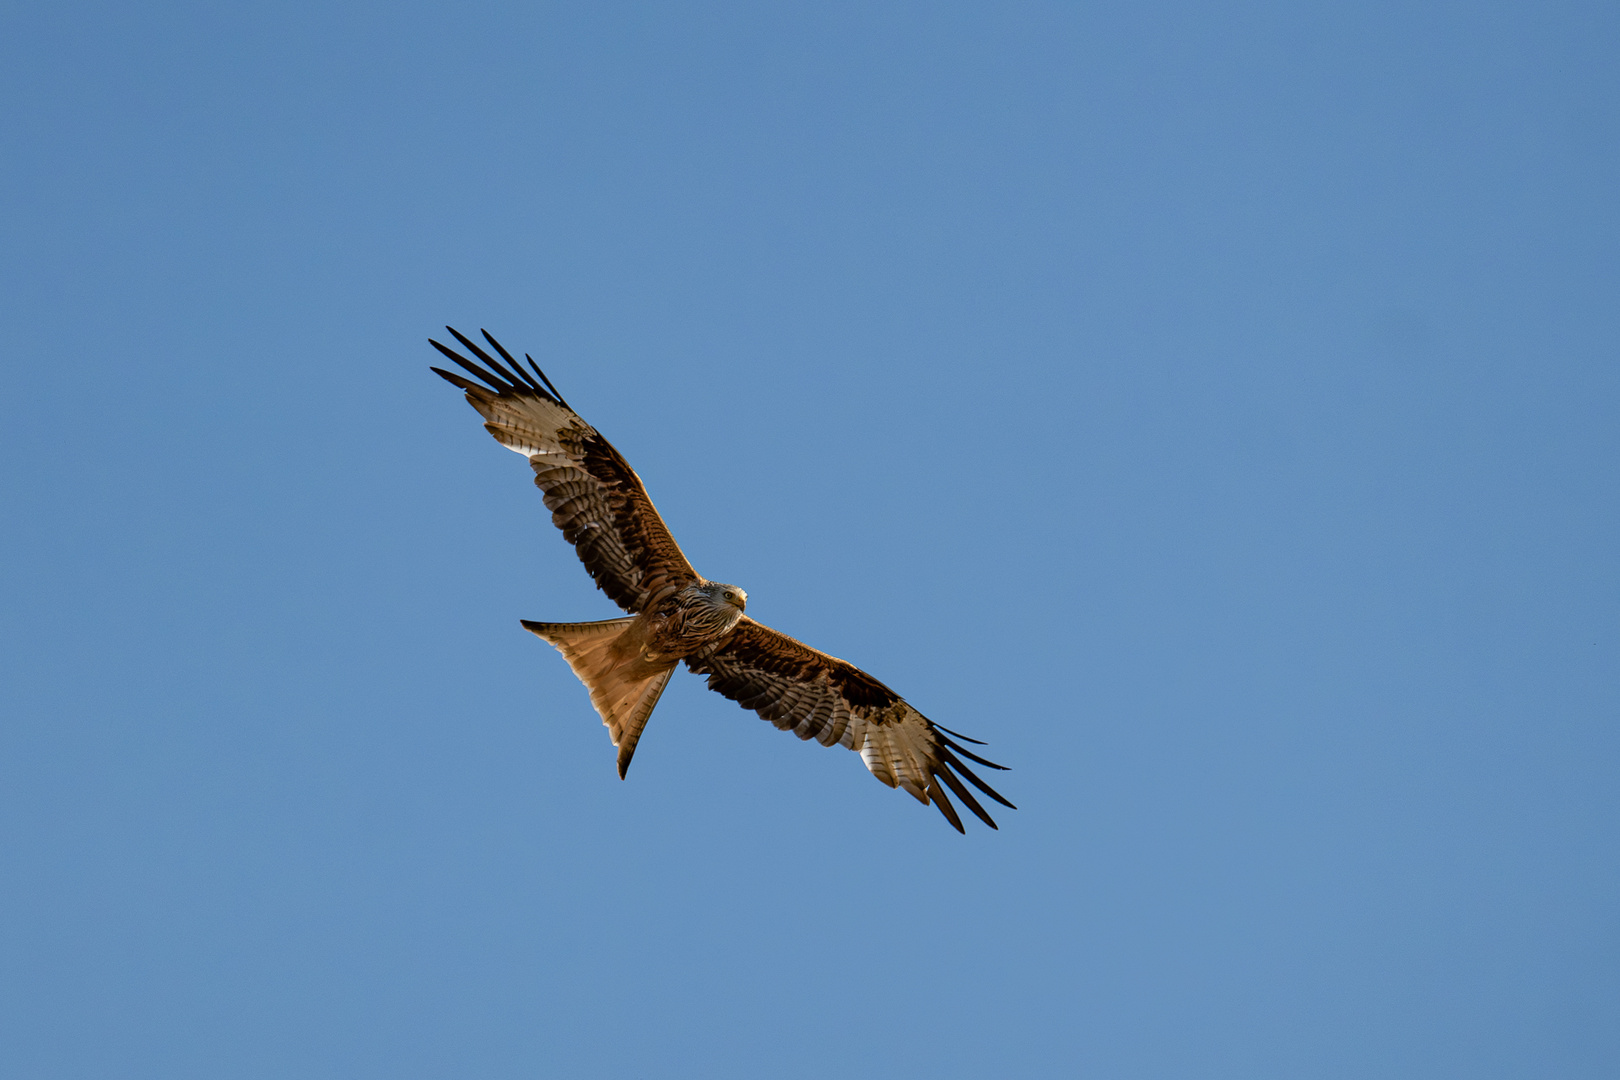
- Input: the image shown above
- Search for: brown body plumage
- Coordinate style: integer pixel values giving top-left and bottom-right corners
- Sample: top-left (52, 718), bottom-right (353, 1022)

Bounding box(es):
top-left (430, 327), bottom-right (1014, 832)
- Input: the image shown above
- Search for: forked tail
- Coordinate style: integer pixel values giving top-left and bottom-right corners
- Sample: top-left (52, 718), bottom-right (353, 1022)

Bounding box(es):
top-left (521, 617), bottom-right (675, 778)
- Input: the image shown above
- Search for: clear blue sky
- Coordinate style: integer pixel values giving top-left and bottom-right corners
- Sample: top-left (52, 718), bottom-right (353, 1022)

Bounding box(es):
top-left (3, 2), bottom-right (1616, 1077)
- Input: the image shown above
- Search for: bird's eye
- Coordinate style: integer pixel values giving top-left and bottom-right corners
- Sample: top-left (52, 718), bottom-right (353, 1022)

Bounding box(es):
top-left (724, 591), bottom-right (735, 600)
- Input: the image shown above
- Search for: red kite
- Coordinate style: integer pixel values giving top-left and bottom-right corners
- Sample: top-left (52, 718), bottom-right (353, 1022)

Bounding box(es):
top-left (431, 328), bottom-right (1013, 831)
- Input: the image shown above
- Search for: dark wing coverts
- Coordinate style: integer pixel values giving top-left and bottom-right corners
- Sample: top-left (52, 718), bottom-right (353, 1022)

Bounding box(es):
top-left (430, 328), bottom-right (697, 613)
top-left (687, 619), bottom-right (1015, 831)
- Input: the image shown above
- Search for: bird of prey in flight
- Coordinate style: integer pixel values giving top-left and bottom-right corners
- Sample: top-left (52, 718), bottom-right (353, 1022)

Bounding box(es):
top-left (430, 328), bottom-right (1014, 831)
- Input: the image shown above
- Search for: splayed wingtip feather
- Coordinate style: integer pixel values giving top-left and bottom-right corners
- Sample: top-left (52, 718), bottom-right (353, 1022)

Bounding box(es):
top-left (934, 761), bottom-right (998, 829)
top-left (927, 777), bottom-right (966, 833)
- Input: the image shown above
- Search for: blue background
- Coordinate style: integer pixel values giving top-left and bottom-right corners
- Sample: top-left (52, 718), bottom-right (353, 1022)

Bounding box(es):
top-left (3, 2), bottom-right (1617, 1076)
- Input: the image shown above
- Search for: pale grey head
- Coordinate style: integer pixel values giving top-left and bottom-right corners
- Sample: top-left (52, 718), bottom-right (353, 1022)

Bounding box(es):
top-left (701, 581), bottom-right (747, 612)
top-left (676, 580), bottom-right (748, 640)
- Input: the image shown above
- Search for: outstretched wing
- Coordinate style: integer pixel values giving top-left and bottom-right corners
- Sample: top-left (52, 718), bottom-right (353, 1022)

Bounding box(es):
top-left (431, 328), bottom-right (699, 613)
top-left (684, 618), bottom-right (1015, 832)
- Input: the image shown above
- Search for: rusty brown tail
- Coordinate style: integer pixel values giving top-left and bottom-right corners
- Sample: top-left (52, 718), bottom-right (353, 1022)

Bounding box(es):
top-left (521, 617), bottom-right (676, 778)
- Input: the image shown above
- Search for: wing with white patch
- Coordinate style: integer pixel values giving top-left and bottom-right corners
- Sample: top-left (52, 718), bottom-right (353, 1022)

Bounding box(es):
top-left (430, 328), bottom-right (699, 613)
top-left (683, 618), bottom-right (1014, 832)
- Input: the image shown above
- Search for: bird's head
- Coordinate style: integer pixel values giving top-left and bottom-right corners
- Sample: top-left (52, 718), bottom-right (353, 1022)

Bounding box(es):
top-left (703, 582), bottom-right (747, 613)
